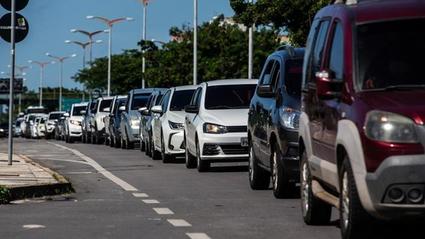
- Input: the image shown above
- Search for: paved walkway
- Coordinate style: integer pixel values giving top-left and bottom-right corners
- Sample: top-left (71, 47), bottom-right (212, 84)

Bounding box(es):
top-left (0, 153), bottom-right (59, 188)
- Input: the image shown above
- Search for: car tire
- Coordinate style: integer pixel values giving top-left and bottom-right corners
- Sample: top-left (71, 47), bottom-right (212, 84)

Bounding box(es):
top-left (272, 143), bottom-right (296, 198)
top-left (300, 150), bottom-right (332, 225)
top-left (339, 156), bottom-right (373, 239)
top-left (115, 136), bottom-right (121, 148)
top-left (69, 137), bottom-right (74, 143)
top-left (161, 133), bottom-right (173, 163)
top-left (82, 132), bottom-right (86, 143)
top-left (196, 140), bottom-right (209, 172)
top-left (152, 139), bottom-right (161, 160)
top-left (248, 142), bottom-right (270, 190)
top-left (145, 137), bottom-right (152, 157)
top-left (140, 139), bottom-right (146, 152)
top-left (110, 136), bottom-right (115, 147)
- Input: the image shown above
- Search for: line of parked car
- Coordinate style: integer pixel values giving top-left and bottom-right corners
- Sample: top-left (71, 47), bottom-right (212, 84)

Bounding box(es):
top-left (12, 1), bottom-right (425, 238)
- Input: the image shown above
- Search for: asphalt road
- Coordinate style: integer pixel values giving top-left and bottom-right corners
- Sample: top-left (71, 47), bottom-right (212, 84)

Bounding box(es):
top-left (0, 138), bottom-right (417, 239)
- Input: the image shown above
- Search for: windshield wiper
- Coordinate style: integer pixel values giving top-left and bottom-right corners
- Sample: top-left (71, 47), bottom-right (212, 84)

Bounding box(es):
top-left (207, 105), bottom-right (237, 109)
top-left (383, 84), bottom-right (425, 91)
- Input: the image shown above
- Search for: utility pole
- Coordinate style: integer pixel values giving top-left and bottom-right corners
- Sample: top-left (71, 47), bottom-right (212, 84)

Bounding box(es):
top-left (193, 0), bottom-right (198, 85)
top-left (8, 0), bottom-right (16, 165)
top-left (248, 0), bottom-right (254, 80)
top-left (141, 0), bottom-right (148, 88)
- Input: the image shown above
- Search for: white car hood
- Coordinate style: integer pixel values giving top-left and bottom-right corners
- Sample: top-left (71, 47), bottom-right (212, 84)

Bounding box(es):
top-left (70, 116), bottom-right (83, 121)
top-left (166, 111), bottom-right (186, 124)
top-left (201, 109), bottom-right (249, 126)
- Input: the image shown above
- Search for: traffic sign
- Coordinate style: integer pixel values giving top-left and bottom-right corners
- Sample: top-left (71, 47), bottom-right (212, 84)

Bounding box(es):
top-left (0, 78), bottom-right (23, 94)
top-left (0, 13), bottom-right (29, 43)
top-left (0, 0), bottom-right (29, 11)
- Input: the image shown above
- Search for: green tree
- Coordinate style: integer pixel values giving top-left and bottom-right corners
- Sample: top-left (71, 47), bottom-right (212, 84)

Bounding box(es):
top-left (230, 0), bottom-right (331, 46)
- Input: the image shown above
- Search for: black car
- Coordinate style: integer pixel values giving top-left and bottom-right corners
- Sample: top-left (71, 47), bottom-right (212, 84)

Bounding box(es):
top-left (108, 96), bottom-right (127, 148)
top-left (140, 89), bottom-right (167, 155)
top-left (247, 46), bottom-right (304, 198)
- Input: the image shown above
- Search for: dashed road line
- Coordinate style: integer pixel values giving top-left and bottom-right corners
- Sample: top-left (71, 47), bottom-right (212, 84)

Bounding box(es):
top-left (153, 207), bottom-right (174, 215)
top-left (49, 143), bottom-right (138, 192)
top-left (132, 192), bottom-right (149, 198)
top-left (22, 224), bottom-right (46, 229)
top-left (167, 219), bottom-right (192, 227)
top-left (142, 199), bottom-right (160, 204)
top-left (186, 233), bottom-right (211, 239)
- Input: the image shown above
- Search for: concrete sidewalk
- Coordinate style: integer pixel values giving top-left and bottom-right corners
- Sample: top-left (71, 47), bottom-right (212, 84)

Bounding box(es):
top-left (0, 153), bottom-right (73, 202)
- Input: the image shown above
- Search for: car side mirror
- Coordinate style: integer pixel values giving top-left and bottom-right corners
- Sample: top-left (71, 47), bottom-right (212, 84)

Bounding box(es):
top-left (185, 105), bottom-right (199, 114)
top-left (60, 117), bottom-right (65, 120)
top-left (80, 110), bottom-right (86, 115)
top-left (315, 70), bottom-right (343, 100)
top-left (103, 107), bottom-right (111, 112)
top-left (151, 105), bottom-right (163, 114)
top-left (142, 109), bottom-right (150, 116)
top-left (138, 107), bottom-right (147, 113)
top-left (119, 106), bottom-right (126, 112)
top-left (257, 85), bottom-right (275, 98)
top-left (63, 113), bottom-right (70, 117)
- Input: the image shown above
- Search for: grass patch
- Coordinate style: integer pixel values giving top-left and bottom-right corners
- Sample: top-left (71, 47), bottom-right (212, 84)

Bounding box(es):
top-left (0, 186), bottom-right (11, 204)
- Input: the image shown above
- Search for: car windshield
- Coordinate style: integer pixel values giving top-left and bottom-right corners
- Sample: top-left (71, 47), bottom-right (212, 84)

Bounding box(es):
top-left (100, 99), bottom-right (113, 112)
top-left (115, 99), bottom-right (127, 114)
top-left (40, 118), bottom-right (46, 124)
top-left (49, 113), bottom-right (62, 120)
top-left (72, 106), bottom-right (86, 116)
top-left (131, 93), bottom-right (150, 110)
top-left (357, 19), bottom-right (425, 91)
top-left (28, 115), bottom-right (36, 121)
top-left (284, 59), bottom-right (303, 97)
top-left (170, 90), bottom-right (195, 111)
top-left (205, 84), bottom-right (256, 110)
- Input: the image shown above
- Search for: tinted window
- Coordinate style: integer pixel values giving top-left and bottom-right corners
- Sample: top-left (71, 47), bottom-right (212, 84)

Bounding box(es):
top-left (161, 91), bottom-right (171, 111)
top-left (260, 60), bottom-right (275, 85)
top-left (90, 101), bottom-right (98, 114)
top-left (40, 118), bottom-right (46, 123)
top-left (284, 59), bottom-right (303, 97)
top-left (115, 99), bottom-right (127, 115)
top-left (270, 61), bottom-right (281, 90)
top-left (49, 113), bottom-right (63, 120)
top-left (99, 99), bottom-right (113, 112)
top-left (170, 90), bottom-right (195, 111)
top-left (155, 94), bottom-right (164, 105)
top-left (329, 22), bottom-right (344, 81)
top-left (72, 106), bottom-right (86, 116)
top-left (131, 94), bottom-right (150, 110)
top-left (205, 84), bottom-right (256, 110)
top-left (307, 20), bottom-right (330, 84)
top-left (357, 19), bottom-right (425, 90)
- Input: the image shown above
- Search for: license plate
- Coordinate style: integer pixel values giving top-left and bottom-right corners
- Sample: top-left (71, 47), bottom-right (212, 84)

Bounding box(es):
top-left (241, 137), bottom-right (249, 147)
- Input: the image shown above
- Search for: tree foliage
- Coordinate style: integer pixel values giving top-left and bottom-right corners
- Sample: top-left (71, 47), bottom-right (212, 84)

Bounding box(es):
top-left (73, 16), bottom-right (280, 95)
top-left (230, 0), bottom-right (331, 46)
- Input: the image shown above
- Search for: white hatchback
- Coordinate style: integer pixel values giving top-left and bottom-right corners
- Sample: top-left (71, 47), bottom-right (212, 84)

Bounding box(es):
top-left (151, 85), bottom-right (197, 162)
top-left (184, 79), bottom-right (258, 172)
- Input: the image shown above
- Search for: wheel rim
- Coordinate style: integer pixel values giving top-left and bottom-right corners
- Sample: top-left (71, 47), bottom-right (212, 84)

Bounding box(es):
top-left (249, 146), bottom-right (254, 182)
top-left (301, 161), bottom-right (310, 217)
top-left (342, 171), bottom-right (350, 230)
top-left (272, 151), bottom-right (278, 190)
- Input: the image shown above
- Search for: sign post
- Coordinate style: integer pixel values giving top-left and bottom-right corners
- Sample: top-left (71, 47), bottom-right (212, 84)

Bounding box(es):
top-left (8, 0), bottom-right (16, 166)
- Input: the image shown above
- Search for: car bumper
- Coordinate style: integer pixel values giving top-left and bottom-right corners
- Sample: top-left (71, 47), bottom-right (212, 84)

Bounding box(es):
top-left (199, 132), bottom-right (248, 162)
top-left (46, 125), bottom-right (55, 133)
top-left (69, 124), bottom-right (82, 137)
top-left (128, 126), bottom-right (140, 142)
top-left (365, 154), bottom-right (425, 219)
top-left (166, 130), bottom-right (185, 155)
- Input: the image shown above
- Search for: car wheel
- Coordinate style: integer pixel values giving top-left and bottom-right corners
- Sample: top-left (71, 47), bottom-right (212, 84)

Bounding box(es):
top-left (196, 140), bottom-right (209, 172)
top-left (152, 138), bottom-right (161, 160)
top-left (68, 137), bottom-right (74, 143)
top-left (115, 136), bottom-right (121, 148)
top-left (161, 133), bottom-right (173, 163)
top-left (110, 136), bottom-right (115, 147)
top-left (184, 133), bottom-right (196, 168)
top-left (248, 142), bottom-right (270, 190)
top-left (82, 132), bottom-right (86, 143)
top-left (145, 137), bottom-right (152, 157)
top-left (272, 143), bottom-right (296, 198)
top-left (340, 156), bottom-right (372, 239)
top-left (140, 139), bottom-right (146, 152)
top-left (300, 150), bottom-right (331, 225)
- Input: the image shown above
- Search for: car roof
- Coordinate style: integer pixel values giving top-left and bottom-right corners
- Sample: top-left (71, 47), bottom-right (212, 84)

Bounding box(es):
top-left (321, 0), bottom-right (425, 24)
top-left (72, 102), bottom-right (89, 107)
top-left (272, 47), bottom-right (305, 60)
top-left (115, 95), bottom-right (127, 99)
top-left (49, 111), bottom-right (65, 115)
top-left (131, 88), bottom-right (168, 95)
top-left (203, 79), bottom-right (258, 86)
top-left (173, 85), bottom-right (198, 91)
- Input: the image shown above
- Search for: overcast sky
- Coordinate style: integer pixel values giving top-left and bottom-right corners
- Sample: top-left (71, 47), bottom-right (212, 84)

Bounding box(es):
top-left (0, 0), bottom-right (234, 91)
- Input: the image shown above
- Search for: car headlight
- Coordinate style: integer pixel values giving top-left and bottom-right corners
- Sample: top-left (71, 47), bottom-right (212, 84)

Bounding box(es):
top-left (203, 123), bottom-right (227, 134)
top-left (279, 107), bottom-right (300, 129)
top-left (169, 121), bottom-right (184, 130)
top-left (131, 119), bottom-right (140, 127)
top-left (0, 129), bottom-right (4, 132)
top-left (364, 110), bottom-right (418, 143)
top-left (70, 120), bottom-right (81, 126)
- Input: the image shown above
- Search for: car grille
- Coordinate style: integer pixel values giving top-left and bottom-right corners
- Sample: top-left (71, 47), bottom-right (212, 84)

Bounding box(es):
top-left (220, 144), bottom-right (249, 155)
top-left (226, 126), bottom-right (247, 133)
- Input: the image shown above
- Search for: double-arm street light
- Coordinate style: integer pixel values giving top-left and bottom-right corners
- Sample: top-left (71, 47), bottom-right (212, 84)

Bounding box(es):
top-left (45, 53), bottom-right (77, 111)
top-left (70, 29), bottom-right (104, 64)
top-left (86, 15), bottom-right (133, 97)
top-left (28, 60), bottom-right (54, 107)
top-left (65, 40), bottom-right (102, 68)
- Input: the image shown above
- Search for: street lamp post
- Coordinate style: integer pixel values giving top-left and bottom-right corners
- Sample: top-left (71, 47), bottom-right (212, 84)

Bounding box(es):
top-left (28, 60), bottom-right (53, 107)
top-left (193, 0), bottom-right (198, 85)
top-left (141, 0), bottom-right (149, 88)
top-left (46, 53), bottom-right (76, 111)
top-left (86, 16), bottom-right (133, 97)
top-left (70, 29), bottom-right (104, 64)
top-left (248, 0), bottom-right (255, 80)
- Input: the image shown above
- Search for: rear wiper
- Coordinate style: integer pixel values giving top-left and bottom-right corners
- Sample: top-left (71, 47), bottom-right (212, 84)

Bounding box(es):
top-left (384, 84), bottom-right (425, 91)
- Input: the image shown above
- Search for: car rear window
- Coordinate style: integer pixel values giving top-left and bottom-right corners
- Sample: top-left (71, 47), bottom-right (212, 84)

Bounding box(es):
top-left (131, 93), bottom-right (150, 110)
top-left (205, 84), bottom-right (256, 110)
top-left (170, 90), bottom-right (195, 111)
top-left (357, 18), bottom-right (425, 90)
top-left (49, 113), bottom-right (62, 120)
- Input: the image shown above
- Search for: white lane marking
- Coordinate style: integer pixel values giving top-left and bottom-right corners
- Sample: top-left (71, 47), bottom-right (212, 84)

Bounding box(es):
top-left (49, 143), bottom-right (138, 192)
top-left (153, 208), bottom-right (174, 215)
top-left (26, 157), bottom-right (90, 165)
top-left (186, 233), bottom-right (211, 239)
top-left (66, 171), bottom-right (93, 175)
top-left (167, 219), bottom-right (192, 227)
top-left (132, 193), bottom-right (149, 198)
top-left (22, 224), bottom-right (46, 229)
top-left (142, 199), bottom-right (160, 204)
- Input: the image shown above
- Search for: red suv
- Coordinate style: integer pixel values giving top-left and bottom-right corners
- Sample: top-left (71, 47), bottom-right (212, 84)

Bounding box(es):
top-left (299, 0), bottom-right (425, 238)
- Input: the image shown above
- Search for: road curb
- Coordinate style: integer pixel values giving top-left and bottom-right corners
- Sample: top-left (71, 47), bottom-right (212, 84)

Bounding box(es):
top-left (0, 155), bottom-right (74, 203)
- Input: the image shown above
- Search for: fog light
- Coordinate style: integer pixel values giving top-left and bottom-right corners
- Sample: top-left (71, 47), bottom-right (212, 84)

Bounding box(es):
top-left (388, 187), bottom-right (405, 203)
top-left (407, 188), bottom-right (423, 203)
